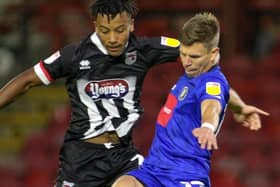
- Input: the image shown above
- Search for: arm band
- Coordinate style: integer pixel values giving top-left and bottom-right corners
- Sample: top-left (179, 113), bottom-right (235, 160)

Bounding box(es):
top-left (201, 122), bottom-right (216, 132)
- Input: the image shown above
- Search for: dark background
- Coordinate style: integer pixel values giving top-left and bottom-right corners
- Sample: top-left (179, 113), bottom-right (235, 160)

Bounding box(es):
top-left (0, 0), bottom-right (279, 186)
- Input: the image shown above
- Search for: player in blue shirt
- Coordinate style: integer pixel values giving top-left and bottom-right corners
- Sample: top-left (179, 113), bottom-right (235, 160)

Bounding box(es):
top-left (112, 12), bottom-right (232, 187)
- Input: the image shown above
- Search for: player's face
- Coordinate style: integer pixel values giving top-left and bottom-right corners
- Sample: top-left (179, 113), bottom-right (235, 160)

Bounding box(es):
top-left (95, 12), bottom-right (134, 57)
top-left (179, 43), bottom-right (219, 77)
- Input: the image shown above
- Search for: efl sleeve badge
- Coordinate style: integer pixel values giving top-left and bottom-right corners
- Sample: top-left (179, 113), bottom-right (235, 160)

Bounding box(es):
top-left (161, 37), bottom-right (180, 48)
top-left (206, 82), bottom-right (221, 95)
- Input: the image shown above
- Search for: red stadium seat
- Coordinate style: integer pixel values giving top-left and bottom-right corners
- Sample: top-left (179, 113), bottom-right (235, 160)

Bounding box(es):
top-left (24, 170), bottom-right (55, 187)
top-left (256, 54), bottom-right (280, 77)
top-left (0, 168), bottom-right (22, 187)
top-left (135, 17), bottom-right (171, 36)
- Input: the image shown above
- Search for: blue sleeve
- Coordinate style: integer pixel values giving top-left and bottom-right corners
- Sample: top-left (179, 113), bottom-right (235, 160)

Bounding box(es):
top-left (196, 75), bottom-right (229, 108)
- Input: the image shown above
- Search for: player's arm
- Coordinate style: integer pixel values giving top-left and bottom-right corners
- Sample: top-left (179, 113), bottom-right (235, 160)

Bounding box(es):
top-left (228, 88), bottom-right (269, 130)
top-left (0, 67), bottom-right (43, 109)
top-left (192, 99), bottom-right (222, 150)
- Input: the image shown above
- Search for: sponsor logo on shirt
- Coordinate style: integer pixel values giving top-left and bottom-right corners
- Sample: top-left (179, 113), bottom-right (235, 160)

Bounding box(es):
top-left (157, 93), bottom-right (177, 127)
top-left (44, 51), bottom-right (60, 64)
top-left (62, 181), bottom-right (75, 187)
top-left (79, 60), bottom-right (91, 70)
top-left (206, 82), bottom-right (221, 96)
top-left (85, 79), bottom-right (129, 100)
top-left (163, 106), bottom-right (172, 114)
top-left (125, 51), bottom-right (137, 65)
top-left (161, 36), bottom-right (180, 47)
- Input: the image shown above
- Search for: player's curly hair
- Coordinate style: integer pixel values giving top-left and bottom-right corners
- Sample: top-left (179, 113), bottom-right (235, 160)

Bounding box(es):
top-left (90, 0), bottom-right (138, 20)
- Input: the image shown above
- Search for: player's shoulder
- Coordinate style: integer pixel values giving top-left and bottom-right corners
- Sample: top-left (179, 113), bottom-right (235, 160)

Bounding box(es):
top-left (62, 34), bottom-right (103, 60)
top-left (133, 34), bottom-right (180, 49)
top-left (204, 66), bottom-right (226, 79)
top-left (198, 66), bottom-right (229, 87)
top-left (61, 43), bottom-right (79, 55)
top-left (57, 42), bottom-right (81, 64)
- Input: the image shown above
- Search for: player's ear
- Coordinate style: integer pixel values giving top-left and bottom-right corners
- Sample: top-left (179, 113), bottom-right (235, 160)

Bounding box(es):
top-left (211, 47), bottom-right (220, 64)
top-left (129, 19), bottom-right (135, 32)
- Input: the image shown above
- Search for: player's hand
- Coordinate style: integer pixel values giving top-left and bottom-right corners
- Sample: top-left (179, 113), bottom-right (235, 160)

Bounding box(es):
top-left (192, 127), bottom-right (218, 150)
top-left (233, 105), bottom-right (269, 131)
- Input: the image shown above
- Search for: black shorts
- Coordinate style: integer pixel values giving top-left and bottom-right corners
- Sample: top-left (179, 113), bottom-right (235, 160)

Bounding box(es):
top-left (55, 140), bottom-right (142, 187)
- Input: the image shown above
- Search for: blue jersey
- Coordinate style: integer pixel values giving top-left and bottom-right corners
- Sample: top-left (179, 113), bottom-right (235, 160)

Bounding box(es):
top-left (144, 65), bottom-right (229, 181)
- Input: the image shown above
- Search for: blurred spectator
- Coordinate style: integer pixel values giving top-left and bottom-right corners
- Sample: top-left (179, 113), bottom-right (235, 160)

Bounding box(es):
top-left (168, 13), bottom-right (191, 36)
top-left (31, 1), bottom-right (91, 49)
top-left (57, 7), bottom-right (92, 45)
top-left (0, 2), bottom-right (52, 71)
top-left (252, 15), bottom-right (280, 59)
top-left (0, 47), bottom-right (16, 85)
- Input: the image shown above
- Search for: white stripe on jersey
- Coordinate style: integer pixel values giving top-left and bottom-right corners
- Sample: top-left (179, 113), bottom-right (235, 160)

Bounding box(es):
top-left (116, 113), bottom-right (140, 137)
top-left (102, 98), bottom-right (120, 118)
top-left (214, 103), bottom-right (228, 135)
top-left (116, 86), bottom-right (140, 137)
top-left (34, 63), bottom-right (51, 85)
top-left (77, 79), bottom-right (107, 138)
top-left (83, 116), bottom-right (115, 139)
top-left (77, 77), bottom-right (139, 139)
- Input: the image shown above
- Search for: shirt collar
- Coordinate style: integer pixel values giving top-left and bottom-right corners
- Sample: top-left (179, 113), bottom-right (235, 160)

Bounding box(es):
top-left (90, 32), bottom-right (108, 55)
top-left (90, 32), bottom-right (129, 56)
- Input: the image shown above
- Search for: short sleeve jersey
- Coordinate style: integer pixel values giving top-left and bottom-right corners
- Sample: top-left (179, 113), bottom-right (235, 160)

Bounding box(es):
top-left (144, 66), bottom-right (230, 179)
top-left (33, 33), bottom-right (179, 141)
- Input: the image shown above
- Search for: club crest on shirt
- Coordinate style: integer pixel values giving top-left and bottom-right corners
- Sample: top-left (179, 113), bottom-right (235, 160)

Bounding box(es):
top-left (179, 87), bottom-right (188, 100)
top-left (206, 82), bottom-right (221, 95)
top-left (125, 51), bottom-right (137, 65)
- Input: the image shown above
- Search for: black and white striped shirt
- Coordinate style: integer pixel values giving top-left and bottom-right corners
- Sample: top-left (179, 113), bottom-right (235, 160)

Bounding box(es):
top-left (34, 32), bottom-right (179, 142)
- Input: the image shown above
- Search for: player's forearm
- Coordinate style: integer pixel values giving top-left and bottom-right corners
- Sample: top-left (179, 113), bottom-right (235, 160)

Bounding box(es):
top-left (202, 108), bottom-right (220, 130)
top-left (228, 88), bottom-right (245, 114)
top-left (0, 68), bottom-right (41, 109)
top-left (201, 99), bottom-right (221, 130)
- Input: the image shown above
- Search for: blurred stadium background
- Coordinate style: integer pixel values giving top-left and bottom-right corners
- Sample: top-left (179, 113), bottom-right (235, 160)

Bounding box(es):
top-left (0, 0), bottom-right (279, 186)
